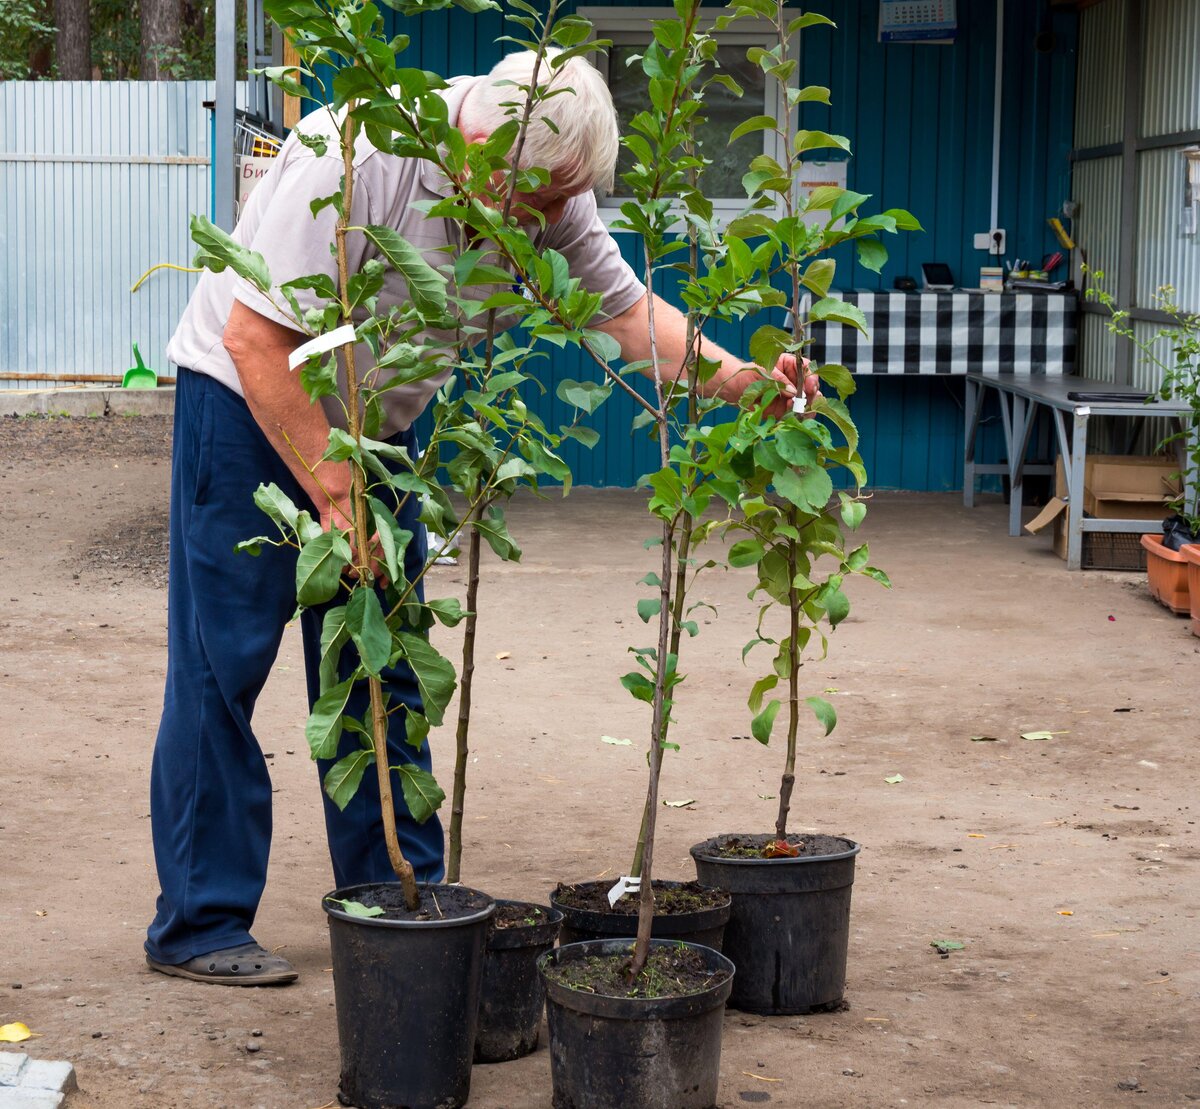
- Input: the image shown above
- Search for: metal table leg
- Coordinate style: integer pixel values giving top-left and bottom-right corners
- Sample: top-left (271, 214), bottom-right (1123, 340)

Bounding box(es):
top-left (1065, 409), bottom-right (1089, 571)
top-left (963, 376), bottom-right (984, 508)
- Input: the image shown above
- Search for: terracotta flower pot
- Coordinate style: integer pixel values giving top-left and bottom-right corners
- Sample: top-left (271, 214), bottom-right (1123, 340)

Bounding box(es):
top-left (1183, 544), bottom-right (1200, 637)
top-left (1139, 534), bottom-right (1191, 614)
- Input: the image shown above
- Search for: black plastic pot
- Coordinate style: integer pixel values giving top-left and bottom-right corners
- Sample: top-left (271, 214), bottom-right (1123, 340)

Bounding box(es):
top-left (323, 882), bottom-right (494, 1109)
top-left (538, 938), bottom-right (734, 1109)
top-left (550, 880), bottom-right (730, 951)
top-left (690, 835), bottom-right (860, 1015)
top-left (474, 900), bottom-right (563, 1064)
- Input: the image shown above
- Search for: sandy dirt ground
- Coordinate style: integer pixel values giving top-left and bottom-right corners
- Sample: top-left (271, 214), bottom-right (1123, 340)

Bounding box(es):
top-left (1, 413), bottom-right (1197, 1109)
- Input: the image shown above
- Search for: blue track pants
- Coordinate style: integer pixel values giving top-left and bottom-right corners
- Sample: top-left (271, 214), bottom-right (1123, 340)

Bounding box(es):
top-left (145, 367), bottom-right (444, 964)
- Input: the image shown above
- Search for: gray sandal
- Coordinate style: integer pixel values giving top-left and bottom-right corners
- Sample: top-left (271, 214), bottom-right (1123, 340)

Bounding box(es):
top-left (147, 941), bottom-right (298, 986)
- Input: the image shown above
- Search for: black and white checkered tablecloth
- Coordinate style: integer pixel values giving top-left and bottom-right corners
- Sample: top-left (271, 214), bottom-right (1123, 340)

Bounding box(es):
top-left (806, 290), bottom-right (1078, 374)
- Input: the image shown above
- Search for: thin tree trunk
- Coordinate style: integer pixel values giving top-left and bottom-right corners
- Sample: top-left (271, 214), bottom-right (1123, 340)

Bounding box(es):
top-left (53, 0), bottom-right (91, 78)
top-left (446, 519), bottom-right (483, 884)
top-left (140, 0), bottom-right (181, 79)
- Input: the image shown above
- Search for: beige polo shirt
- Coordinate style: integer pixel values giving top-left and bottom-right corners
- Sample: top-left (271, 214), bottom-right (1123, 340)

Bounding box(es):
top-left (166, 76), bottom-right (645, 435)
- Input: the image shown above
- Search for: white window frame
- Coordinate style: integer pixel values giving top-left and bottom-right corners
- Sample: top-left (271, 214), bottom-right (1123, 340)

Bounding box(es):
top-left (579, 6), bottom-right (798, 228)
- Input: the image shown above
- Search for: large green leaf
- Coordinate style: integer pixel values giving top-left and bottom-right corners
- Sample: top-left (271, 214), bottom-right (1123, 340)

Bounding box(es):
top-left (318, 605), bottom-right (349, 695)
top-left (363, 225), bottom-right (447, 314)
top-left (751, 699), bottom-right (781, 744)
top-left (395, 633), bottom-right (456, 726)
top-left (474, 506), bottom-right (522, 562)
top-left (346, 588), bottom-right (391, 677)
top-left (396, 763), bottom-right (445, 824)
top-left (367, 495), bottom-right (412, 587)
top-left (774, 465), bottom-right (833, 513)
top-left (805, 695), bottom-right (837, 736)
top-left (324, 748), bottom-right (374, 811)
top-left (190, 214), bottom-right (271, 292)
top-left (306, 677), bottom-right (355, 760)
top-left (296, 530), bottom-right (352, 606)
top-left (728, 539), bottom-right (764, 568)
top-left (809, 297), bottom-right (869, 335)
top-left (253, 483), bottom-right (301, 531)
top-left (556, 378), bottom-right (612, 414)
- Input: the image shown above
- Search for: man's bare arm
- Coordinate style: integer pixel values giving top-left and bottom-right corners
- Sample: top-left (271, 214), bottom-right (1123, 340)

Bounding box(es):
top-left (593, 292), bottom-right (816, 411)
top-left (222, 299), bottom-right (355, 531)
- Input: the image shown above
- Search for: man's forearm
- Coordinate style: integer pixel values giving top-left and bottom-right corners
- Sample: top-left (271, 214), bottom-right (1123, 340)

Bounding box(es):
top-left (595, 293), bottom-right (766, 404)
top-left (223, 299), bottom-right (354, 523)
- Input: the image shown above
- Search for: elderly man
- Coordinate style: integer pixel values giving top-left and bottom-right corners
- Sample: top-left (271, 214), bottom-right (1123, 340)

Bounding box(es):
top-left (147, 49), bottom-right (811, 986)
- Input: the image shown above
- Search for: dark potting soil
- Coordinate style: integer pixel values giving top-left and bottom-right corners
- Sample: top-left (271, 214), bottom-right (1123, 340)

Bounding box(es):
top-left (554, 880), bottom-right (727, 916)
top-left (331, 884), bottom-right (492, 923)
top-left (493, 902), bottom-right (547, 930)
top-left (543, 943), bottom-right (732, 1000)
top-left (700, 832), bottom-right (855, 860)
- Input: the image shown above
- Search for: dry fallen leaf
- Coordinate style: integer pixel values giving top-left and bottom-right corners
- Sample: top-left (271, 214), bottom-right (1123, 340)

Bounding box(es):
top-left (1057, 909), bottom-right (1074, 916)
top-left (34, 910), bottom-right (47, 918)
top-left (883, 774), bottom-right (904, 785)
top-left (1020, 730), bottom-right (1069, 741)
top-left (663, 799), bottom-right (696, 808)
top-left (495, 651), bottom-right (511, 660)
top-left (967, 833), bottom-right (987, 839)
top-left (0, 1022), bottom-right (33, 1043)
top-left (741, 1072), bottom-right (783, 1083)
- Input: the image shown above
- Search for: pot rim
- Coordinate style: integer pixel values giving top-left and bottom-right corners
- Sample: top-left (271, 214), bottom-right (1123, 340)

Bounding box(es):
top-left (690, 834), bottom-right (861, 867)
top-left (538, 938), bottom-right (734, 1019)
top-left (323, 881), bottom-right (496, 930)
top-left (487, 898), bottom-right (564, 949)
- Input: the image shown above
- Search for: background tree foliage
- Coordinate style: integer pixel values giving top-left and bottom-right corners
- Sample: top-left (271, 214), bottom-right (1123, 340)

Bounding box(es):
top-left (1, 0), bottom-right (231, 79)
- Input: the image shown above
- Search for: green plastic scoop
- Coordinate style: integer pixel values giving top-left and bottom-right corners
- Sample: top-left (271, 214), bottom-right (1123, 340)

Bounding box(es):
top-left (122, 344), bottom-right (158, 389)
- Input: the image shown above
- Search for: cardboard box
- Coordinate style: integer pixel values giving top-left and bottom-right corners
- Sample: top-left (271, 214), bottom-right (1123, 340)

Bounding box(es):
top-left (1025, 454), bottom-right (1180, 566)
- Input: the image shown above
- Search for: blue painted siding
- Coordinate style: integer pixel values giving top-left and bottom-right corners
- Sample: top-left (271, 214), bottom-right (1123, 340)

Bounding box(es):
top-left (304, 0), bottom-right (1078, 490)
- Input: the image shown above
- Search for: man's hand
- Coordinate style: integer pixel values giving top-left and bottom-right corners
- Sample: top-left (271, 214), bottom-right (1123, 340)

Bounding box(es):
top-left (323, 499), bottom-right (387, 586)
top-left (767, 353), bottom-right (820, 419)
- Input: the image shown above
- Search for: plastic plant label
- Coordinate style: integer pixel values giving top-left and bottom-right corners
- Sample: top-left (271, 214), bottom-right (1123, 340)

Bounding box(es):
top-left (792, 393), bottom-right (807, 415)
top-left (607, 876), bottom-right (640, 907)
top-left (287, 324), bottom-right (358, 371)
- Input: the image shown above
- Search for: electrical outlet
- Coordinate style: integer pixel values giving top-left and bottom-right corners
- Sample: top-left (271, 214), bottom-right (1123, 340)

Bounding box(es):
top-left (973, 229), bottom-right (1007, 254)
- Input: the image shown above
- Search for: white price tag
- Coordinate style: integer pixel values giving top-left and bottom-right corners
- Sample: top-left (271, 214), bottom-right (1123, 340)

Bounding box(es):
top-left (792, 393), bottom-right (807, 415)
top-left (607, 876), bottom-right (641, 907)
top-left (287, 324), bottom-right (358, 371)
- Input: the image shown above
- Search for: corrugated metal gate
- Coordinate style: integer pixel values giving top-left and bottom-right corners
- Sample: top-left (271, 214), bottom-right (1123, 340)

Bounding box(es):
top-left (0, 81), bottom-right (214, 387)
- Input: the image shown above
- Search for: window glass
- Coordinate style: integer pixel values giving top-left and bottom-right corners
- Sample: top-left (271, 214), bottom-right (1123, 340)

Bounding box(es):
top-left (606, 44), bottom-right (769, 200)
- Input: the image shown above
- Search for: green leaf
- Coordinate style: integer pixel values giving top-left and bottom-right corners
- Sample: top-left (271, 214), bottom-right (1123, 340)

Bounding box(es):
top-left (881, 208), bottom-right (924, 231)
top-left (801, 259), bottom-right (836, 299)
top-left (556, 378), bottom-right (612, 414)
top-left (729, 114), bottom-right (777, 142)
top-left (931, 940), bottom-right (965, 953)
top-left (395, 633), bottom-right (456, 726)
top-left (816, 363), bottom-right (856, 400)
top-left (805, 695), bottom-right (837, 736)
top-left (751, 699), bottom-right (781, 744)
top-left (601, 735), bottom-right (633, 746)
top-left (748, 672), bottom-right (779, 713)
top-left (190, 214), bottom-right (271, 291)
top-left (561, 425), bottom-right (600, 449)
top-left (831, 190), bottom-right (871, 220)
top-left (296, 530), bottom-right (352, 606)
top-left (637, 597), bottom-right (661, 623)
top-left (810, 297), bottom-right (869, 335)
top-left (324, 749), bottom-right (375, 810)
top-left (795, 130), bottom-right (851, 155)
top-left (728, 539), bottom-right (764, 568)
top-left (234, 536), bottom-right (272, 556)
top-left (396, 763), bottom-right (445, 824)
top-left (318, 605), bottom-right (349, 694)
top-left (368, 495), bottom-right (412, 587)
top-left (426, 598), bottom-right (468, 627)
top-left (620, 671), bottom-right (656, 704)
top-left (774, 465), bottom-right (833, 513)
top-left (363, 225), bottom-right (447, 314)
top-left (474, 505), bottom-right (522, 561)
top-left (840, 497), bottom-right (867, 530)
top-left (1020, 730), bottom-right (1068, 741)
top-left (345, 589), bottom-right (391, 677)
top-left (306, 677), bottom-right (355, 760)
top-left (253, 483), bottom-right (301, 530)
top-left (884, 774), bottom-right (904, 785)
top-left (324, 896), bottom-right (384, 918)
top-left (856, 237), bottom-right (888, 274)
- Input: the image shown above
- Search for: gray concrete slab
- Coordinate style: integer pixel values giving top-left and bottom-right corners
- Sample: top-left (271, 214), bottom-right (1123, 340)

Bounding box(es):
top-left (0, 1053), bottom-right (76, 1108)
top-left (0, 387), bottom-right (174, 419)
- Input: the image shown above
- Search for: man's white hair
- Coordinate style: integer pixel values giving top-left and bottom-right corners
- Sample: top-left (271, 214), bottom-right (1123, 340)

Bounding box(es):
top-left (467, 49), bottom-right (619, 194)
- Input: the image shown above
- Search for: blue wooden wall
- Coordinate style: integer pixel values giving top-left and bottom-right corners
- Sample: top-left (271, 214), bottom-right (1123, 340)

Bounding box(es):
top-left (308, 0), bottom-right (1078, 490)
